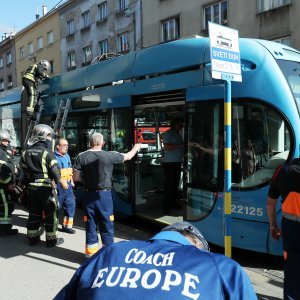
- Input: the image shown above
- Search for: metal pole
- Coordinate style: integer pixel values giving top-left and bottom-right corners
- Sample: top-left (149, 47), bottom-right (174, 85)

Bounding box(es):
top-left (224, 78), bottom-right (232, 257)
top-left (133, 12), bottom-right (136, 51)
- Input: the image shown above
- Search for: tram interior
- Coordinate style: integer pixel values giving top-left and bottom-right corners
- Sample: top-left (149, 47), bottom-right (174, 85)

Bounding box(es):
top-left (134, 104), bottom-right (184, 224)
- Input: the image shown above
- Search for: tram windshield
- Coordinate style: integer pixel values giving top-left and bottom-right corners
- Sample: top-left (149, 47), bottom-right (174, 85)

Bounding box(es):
top-left (277, 60), bottom-right (300, 112)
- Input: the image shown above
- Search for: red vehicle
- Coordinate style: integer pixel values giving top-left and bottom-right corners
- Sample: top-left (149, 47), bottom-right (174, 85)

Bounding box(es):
top-left (135, 126), bottom-right (169, 144)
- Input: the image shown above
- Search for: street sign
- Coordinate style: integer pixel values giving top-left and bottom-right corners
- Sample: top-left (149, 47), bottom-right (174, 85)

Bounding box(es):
top-left (208, 22), bottom-right (242, 82)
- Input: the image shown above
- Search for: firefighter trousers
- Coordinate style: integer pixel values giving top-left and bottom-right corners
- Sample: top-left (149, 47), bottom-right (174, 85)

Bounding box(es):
top-left (22, 78), bottom-right (37, 111)
top-left (27, 186), bottom-right (58, 242)
top-left (0, 188), bottom-right (15, 232)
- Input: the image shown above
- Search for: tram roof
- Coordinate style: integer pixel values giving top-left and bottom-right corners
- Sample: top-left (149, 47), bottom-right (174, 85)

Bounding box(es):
top-left (0, 86), bottom-right (22, 105)
top-left (41, 37), bottom-right (300, 96)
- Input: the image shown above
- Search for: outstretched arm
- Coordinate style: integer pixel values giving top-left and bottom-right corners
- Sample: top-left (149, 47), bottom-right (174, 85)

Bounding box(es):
top-left (122, 144), bottom-right (141, 161)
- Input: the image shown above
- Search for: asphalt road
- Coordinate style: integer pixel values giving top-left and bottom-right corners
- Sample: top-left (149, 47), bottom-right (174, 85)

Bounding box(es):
top-left (0, 205), bottom-right (283, 300)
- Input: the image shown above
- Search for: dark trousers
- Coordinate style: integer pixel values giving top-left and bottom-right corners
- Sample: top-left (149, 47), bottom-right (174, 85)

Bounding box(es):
top-left (83, 190), bottom-right (114, 256)
top-left (282, 217), bottom-right (300, 300)
top-left (22, 78), bottom-right (37, 109)
top-left (163, 162), bottom-right (181, 213)
top-left (27, 187), bottom-right (58, 241)
top-left (57, 183), bottom-right (76, 228)
top-left (0, 188), bottom-right (15, 232)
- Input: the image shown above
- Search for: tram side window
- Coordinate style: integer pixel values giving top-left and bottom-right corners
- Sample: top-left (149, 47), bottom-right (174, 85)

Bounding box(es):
top-left (64, 119), bottom-right (80, 162)
top-left (232, 100), bottom-right (291, 188)
top-left (110, 108), bottom-right (130, 152)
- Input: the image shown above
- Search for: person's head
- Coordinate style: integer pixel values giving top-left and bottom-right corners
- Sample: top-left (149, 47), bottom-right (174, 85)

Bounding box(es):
top-left (0, 129), bottom-right (11, 148)
top-left (56, 138), bottom-right (69, 155)
top-left (89, 133), bottom-right (104, 148)
top-left (28, 124), bottom-right (54, 146)
top-left (246, 139), bottom-right (253, 148)
top-left (162, 221), bottom-right (210, 251)
top-left (39, 60), bottom-right (51, 72)
top-left (170, 117), bottom-right (184, 131)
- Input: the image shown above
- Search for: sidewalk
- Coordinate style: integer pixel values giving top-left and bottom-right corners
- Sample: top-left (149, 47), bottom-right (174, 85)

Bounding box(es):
top-left (0, 205), bottom-right (283, 300)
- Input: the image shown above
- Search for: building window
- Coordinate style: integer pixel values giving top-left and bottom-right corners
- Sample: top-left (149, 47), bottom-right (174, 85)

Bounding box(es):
top-left (0, 57), bottom-right (3, 68)
top-left (67, 51), bottom-right (76, 68)
top-left (20, 47), bottom-right (24, 59)
top-left (118, 32), bottom-right (129, 52)
top-left (67, 19), bottom-right (75, 35)
top-left (82, 11), bottom-right (90, 28)
top-left (37, 36), bottom-right (43, 50)
top-left (119, 0), bottom-right (129, 11)
top-left (0, 79), bottom-right (4, 90)
top-left (98, 2), bottom-right (108, 21)
top-left (273, 36), bottom-right (292, 47)
top-left (204, 1), bottom-right (227, 29)
top-left (7, 75), bottom-right (12, 88)
top-left (6, 52), bottom-right (12, 64)
top-left (98, 39), bottom-right (108, 55)
top-left (47, 31), bottom-right (54, 45)
top-left (49, 60), bottom-right (54, 74)
top-left (82, 46), bottom-right (92, 64)
top-left (257, 0), bottom-right (292, 13)
top-left (28, 42), bottom-right (34, 55)
top-left (161, 17), bottom-right (180, 42)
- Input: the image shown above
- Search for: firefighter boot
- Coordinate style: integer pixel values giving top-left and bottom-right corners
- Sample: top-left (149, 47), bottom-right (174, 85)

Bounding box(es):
top-left (46, 237), bottom-right (64, 248)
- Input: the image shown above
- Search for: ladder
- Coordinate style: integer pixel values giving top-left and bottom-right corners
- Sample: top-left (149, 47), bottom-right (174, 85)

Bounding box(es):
top-left (23, 97), bottom-right (44, 148)
top-left (53, 98), bottom-right (71, 138)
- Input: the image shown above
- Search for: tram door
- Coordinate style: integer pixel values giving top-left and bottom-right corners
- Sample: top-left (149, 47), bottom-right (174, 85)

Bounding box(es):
top-left (134, 103), bottom-right (185, 223)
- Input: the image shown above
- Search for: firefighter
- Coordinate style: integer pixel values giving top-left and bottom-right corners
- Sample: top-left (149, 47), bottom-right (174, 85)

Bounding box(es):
top-left (267, 158), bottom-right (300, 299)
top-left (0, 130), bottom-right (19, 236)
top-left (22, 60), bottom-right (50, 117)
top-left (55, 138), bottom-right (76, 234)
top-left (21, 124), bottom-right (68, 247)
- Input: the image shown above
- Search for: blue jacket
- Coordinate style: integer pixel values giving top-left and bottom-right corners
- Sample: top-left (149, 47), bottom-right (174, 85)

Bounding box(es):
top-left (54, 231), bottom-right (257, 300)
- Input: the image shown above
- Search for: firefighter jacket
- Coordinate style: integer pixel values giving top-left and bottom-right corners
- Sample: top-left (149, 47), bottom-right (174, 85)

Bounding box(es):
top-left (21, 141), bottom-right (61, 188)
top-left (54, 231), bottom-right (257, 300)
top-left (22, 64), bottom-right (48, 83)
top-left (0, 146), bottom-right (16, 188)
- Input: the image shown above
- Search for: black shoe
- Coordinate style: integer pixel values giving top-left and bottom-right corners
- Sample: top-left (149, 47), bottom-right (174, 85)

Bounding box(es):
top-left (62, 227), bottom-right (76, 234)
top-left (0, 228), bottom-right (18, 236)
top-left (46, 237), bottom-right (64, 248)
top-left (28, 237), bottom-right (40, 246)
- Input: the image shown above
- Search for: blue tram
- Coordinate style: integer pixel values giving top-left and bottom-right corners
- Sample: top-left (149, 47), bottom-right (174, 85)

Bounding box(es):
top-left (2, 37), bottom-right (300, 255)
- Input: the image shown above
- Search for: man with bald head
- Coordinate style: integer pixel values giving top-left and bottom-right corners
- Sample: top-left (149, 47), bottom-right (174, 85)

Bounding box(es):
top-left (73, 133), bottom-right (141, 258)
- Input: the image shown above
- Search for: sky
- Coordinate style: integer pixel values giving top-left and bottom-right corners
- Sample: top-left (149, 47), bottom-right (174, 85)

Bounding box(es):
top-left (0, 0), bottom-right (66, 36)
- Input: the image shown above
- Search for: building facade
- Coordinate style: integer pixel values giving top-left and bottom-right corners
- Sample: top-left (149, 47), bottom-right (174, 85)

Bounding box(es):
top-left (0, 35), bottom-right (16, 91)
top-left (59, 0), bottom-right (141, 73)
top-left (142, 0), bottom-right (299, 49)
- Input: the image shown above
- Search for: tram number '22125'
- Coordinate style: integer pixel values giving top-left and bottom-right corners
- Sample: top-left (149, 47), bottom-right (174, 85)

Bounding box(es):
top-left (231, 205), bottom-right (263, 216)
